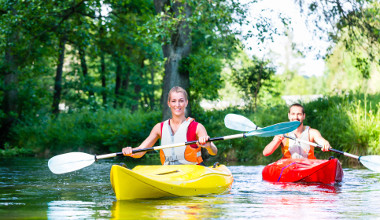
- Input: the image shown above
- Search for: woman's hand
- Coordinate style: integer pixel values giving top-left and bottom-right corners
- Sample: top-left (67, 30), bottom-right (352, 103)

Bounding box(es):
top-left (196, 135), bottom-right (210, 148)
top-left (196, 135), bottom-right (217, 155)
top-left (122, 146), bottom-right (133, 156)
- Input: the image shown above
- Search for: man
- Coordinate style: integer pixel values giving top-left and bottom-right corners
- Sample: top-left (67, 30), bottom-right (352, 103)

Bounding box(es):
top-left (263, 103), bottom-right (331, 159)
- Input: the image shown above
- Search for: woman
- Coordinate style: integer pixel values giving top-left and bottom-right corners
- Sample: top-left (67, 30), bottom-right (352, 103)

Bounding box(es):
top-left (122, 86), bottom-right (217, 165)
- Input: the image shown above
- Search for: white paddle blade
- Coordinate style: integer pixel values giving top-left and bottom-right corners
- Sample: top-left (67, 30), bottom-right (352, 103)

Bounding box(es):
top-left (48, 152), bottom-right (95, 174)
top-left (224, 114), bottom-right (259, 132)
top-left (359, 155), bottom-right (380, 173)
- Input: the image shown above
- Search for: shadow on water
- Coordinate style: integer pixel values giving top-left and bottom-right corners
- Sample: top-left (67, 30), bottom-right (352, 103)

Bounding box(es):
top-left (1, 158), bottom-right (380, 219)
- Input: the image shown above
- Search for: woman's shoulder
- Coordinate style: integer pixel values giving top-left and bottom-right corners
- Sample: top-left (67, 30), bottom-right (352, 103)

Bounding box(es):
top-left (152, 122), bottom-right (163, 133)
top-left (194, 121), bottom-right (206, 132)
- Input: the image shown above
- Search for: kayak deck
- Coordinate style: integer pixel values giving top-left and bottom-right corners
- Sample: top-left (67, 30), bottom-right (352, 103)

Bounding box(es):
top-left (110, 164), bottom-right (233, 200)
top-left (262, 158), bottom-right (343, 184)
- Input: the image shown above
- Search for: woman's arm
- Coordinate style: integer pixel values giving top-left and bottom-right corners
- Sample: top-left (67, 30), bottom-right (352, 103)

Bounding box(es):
top-left (122, 123), bottom-right (161, 158)
top-left (196, 123), bottom-right (218, 155)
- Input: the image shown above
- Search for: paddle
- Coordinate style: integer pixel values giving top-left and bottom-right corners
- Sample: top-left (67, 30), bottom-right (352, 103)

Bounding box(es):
top-left (283, 135), bottom-right (380, 173)
top-left (48, 118), bottom-right (300, 174)
top-left (224, 113), bottom-right (380, 173)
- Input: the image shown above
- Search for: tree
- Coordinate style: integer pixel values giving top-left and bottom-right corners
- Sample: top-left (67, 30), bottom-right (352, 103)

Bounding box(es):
top-left (0, 1), bottom-right (58, 145)
top-left (295, 0), bottom-right (379, 78)
top-left (232, 57), bottom-right (276, 111)
top-left (153, 0), bottom-right (192, 119)
top-left (101, 0), bottom-right (159, 111)
top-left (52, 36), bottom-right (67, 114)
top-left (153, 0), bottom-right (247, 119)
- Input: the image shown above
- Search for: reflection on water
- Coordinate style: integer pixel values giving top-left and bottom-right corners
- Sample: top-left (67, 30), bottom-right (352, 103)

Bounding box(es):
top-left (48, 201), bottom-right (98, 219)
top-left (267, 181), bottom-right (342, 194)
top-left (1, 158), bottom-right (380, 219)
top-left (111, 196), bottom-right (229, 220)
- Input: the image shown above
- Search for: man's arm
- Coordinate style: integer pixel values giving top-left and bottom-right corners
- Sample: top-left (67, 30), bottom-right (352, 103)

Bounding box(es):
top-left (309, 128), bottom-right (331, 152)
top-left (263, 135), bottom-right (284, 156)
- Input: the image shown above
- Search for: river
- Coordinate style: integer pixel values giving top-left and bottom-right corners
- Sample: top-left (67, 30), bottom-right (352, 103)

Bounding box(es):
top-left (1, 158), bottom-right (380, 219)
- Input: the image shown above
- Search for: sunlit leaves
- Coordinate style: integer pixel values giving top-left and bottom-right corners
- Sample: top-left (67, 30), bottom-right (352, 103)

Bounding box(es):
top-left (295, 0), bottom-right (379, 79)
top-left (231, 57), bottom-right (276, 111)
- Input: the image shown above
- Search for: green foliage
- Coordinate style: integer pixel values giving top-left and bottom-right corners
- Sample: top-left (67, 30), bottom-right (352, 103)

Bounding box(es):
top-left (277, 72), bottom-right (327, 96)
top-left (1, 0), bottom-right (379, 168)
top-left (324, 2), bottom-right (380, 91)
top-left (5, 93), bottom-right (380, 168)
top-left (231, 56), bottom-right (276, 111)
top-left (186, 49), bottom-right (224, 112)
top-left (10, 109), bottom-right (161, 157)
top-left (304, 93), bottom-right (380, 159)
top-left (0, 143), bottom-right (34, 157)
top-left (184, 0), bottom-right (248, 111)
top-left (194, 93), bottom-right (380, 165)
top-left (354, 57), bottom-right (371, 79)
top-left (297, 0), bottom-right (379, 79)
top-left (325, 34), bottom-right (380, 94)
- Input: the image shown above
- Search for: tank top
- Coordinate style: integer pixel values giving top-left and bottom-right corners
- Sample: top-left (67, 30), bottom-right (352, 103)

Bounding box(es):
top-left (282, 126), bottom-right (316, 159)
top-left (159, 118), bottom-right (203, 165)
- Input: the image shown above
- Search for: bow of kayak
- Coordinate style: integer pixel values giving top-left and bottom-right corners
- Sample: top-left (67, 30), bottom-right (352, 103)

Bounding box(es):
top-left (110, 164), bottom-right (233, 200)
top-left (262, 158), bottom-right (343, 184)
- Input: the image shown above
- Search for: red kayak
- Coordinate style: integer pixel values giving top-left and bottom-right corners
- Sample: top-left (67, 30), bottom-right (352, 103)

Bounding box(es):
top-left (262, 158), bottom-right (343, 184)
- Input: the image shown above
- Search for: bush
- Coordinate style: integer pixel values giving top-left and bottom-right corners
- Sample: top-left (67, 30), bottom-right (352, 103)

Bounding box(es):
top-left (10, 109), bottom-right (161, 157)
top-left (195, 93), bottom-right (380, 165)
top-left (8, 93), bottom-right (380, 167)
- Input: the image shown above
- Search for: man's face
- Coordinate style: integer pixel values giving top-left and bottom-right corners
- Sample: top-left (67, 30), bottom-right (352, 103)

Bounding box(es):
top-left (288, 106), bottom-right (305, 125)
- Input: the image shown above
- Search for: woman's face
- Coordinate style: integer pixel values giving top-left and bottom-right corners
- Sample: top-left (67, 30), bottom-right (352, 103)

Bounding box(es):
top-left (168, 92), bottom-right (188, 117)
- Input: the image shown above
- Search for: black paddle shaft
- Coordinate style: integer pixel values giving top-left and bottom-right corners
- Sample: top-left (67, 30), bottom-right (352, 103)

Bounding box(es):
top-left (283, 134), bottom-right (346, 155)
top-left (124, 135), bottom-right (244, 155)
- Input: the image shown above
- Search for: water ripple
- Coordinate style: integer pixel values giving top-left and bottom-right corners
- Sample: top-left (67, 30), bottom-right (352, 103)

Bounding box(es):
top-left (1, 158), bottom-right (380, 219)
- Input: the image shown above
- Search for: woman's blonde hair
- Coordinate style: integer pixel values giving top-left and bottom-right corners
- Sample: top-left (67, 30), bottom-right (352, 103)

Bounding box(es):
top-left (168, 86), bottom-right (188, 101)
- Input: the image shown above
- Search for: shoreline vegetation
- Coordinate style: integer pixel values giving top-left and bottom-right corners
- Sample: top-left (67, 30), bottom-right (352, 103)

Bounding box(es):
top-left (1, 93), bottom-right (379, 167)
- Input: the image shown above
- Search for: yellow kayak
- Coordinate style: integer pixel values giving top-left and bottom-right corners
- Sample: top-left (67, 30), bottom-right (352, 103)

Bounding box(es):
top-left (110, 164), bottom-right (233, 200)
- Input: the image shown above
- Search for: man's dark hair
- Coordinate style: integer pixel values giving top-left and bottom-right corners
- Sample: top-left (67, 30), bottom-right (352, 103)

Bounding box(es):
top-left (289, 103), bottom-right (305, 114)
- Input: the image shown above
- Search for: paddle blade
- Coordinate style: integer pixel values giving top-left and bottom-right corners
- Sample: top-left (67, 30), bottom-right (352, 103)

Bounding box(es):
top-left (359, 155), bottom-right (380, 173)
top-left (224, 114), bottom-right (258, 132)
top-left (48, 152), bottom-right (95, 174)
top-left (246, 121), bottom-right (300, 137)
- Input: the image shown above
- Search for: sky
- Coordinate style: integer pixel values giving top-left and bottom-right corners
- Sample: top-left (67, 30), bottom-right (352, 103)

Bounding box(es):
top-left (238, 0), bottom-right (331, 77)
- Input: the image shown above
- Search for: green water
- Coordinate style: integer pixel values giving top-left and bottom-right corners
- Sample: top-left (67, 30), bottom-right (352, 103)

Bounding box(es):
top-left (1, 158), bottom-right (380, 219)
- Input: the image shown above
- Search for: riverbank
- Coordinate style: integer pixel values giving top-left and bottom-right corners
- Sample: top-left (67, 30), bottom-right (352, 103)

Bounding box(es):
top-left (2, 93), bottom-right (379, 166)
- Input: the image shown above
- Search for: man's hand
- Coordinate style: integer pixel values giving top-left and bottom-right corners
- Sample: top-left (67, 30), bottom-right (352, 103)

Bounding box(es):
top-left (274, 135), bottom-right (285, 143)
top-left (320, 141), bottom-right (331, 152)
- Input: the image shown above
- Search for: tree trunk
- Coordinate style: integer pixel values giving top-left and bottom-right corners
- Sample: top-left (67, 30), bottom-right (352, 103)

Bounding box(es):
top-left (120, 63), bottom-right (131, 108)
top-left (78, 46), bottom-right (94, 99)
top-left (253, 63), bottom-right (262, 111)
top-left (154, 0), bottom-right (192, 120)
top-left (0, 37), bottom-right (19, 148)
top-left (100, 52), bottom-right (107, 106)
top-left (114, 56), bottom-right (122, 108)
top-left (131, 57), bottom-right (144, 112)
top-left (52, 36), bottom-right (66, 114)
top-left (148, 64), bottom-right (155, 110)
